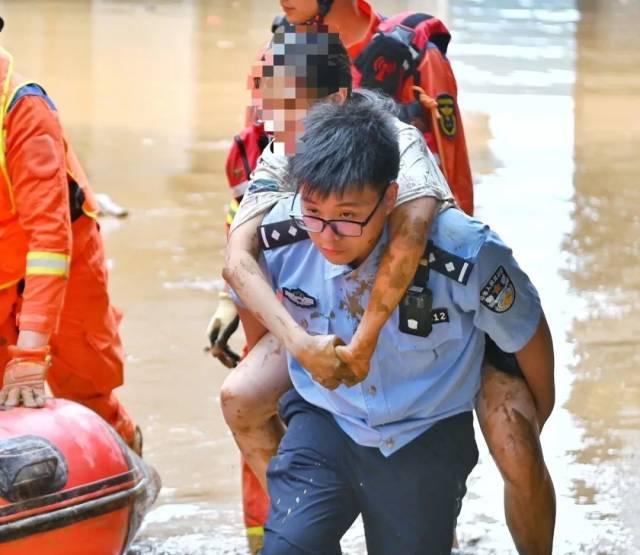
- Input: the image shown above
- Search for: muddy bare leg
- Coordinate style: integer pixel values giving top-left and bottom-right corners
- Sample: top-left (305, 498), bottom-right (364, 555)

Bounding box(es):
top-left (477, 364), bottom-right (556, 555)
top-left (221, 332), bottom-right (291, 491)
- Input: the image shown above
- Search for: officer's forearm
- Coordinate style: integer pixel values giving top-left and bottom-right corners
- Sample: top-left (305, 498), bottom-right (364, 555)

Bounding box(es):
top-left (515, 313), bottom-right (555, 429)
top-left (351, 197), bottom-right (436, 349)
top-left (223, 217), bottom-right (308, 354)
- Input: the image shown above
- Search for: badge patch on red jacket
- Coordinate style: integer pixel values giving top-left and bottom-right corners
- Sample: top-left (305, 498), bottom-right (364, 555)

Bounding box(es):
top-left (480, 266), bottom-right (515, 313)
top-left (231, 166), bottom-right (244, 179)
top-left (436, 93), bottom-right (457, 139)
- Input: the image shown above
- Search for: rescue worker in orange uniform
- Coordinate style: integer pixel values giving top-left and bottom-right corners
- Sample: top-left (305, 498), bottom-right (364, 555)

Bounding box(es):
top-left (0, 19), bottom-right (140, 454)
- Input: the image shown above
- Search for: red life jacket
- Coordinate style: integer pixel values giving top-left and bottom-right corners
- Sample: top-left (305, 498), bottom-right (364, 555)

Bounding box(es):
top-left (353, 12), bottom-right (474, 215)
top-left (225, 122), bottom-right (269, 201)
top-left (224, 122), bottom-right (269, 231)
top-left (227, 12), bottom-right (474, 218)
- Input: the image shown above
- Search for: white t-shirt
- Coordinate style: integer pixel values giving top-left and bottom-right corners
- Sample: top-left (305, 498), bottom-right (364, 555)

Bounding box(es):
top-left (230, 118), bottom-right (456, 232)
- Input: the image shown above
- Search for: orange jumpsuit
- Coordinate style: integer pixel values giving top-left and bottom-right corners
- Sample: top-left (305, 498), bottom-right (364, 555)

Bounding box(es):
top-left (0, 48), bottom-right (135, 446)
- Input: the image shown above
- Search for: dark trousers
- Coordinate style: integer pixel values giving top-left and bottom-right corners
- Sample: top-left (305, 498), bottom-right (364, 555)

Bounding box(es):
top-left (262, 390), bottom-right (479, 555)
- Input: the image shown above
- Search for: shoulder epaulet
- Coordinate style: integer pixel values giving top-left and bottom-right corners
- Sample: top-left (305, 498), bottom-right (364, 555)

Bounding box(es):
top-left (258, 219), bottom-right (309, 250)
top-left (259, 223), bottom-right (473, 283)
top-left (425, 241), bottom-right (473, 285)
top-left (422, 240), bottom-right (474, 285)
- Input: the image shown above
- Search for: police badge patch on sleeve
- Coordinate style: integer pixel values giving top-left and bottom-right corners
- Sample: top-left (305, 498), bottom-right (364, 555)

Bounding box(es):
top-left (480, 266), bottom-right (516, 313)
top-left (282, 287), bottom-right (317, 309)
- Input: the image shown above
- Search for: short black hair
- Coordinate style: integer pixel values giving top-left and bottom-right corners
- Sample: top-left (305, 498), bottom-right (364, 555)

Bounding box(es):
top-left (266, 23), bottom-right (352, 98)
top-left (288, 90), bottom-right (400, 197)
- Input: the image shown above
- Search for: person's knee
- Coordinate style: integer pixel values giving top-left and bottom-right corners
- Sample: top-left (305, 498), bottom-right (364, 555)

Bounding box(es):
top-left (220, 370), bottom-right (275, 433)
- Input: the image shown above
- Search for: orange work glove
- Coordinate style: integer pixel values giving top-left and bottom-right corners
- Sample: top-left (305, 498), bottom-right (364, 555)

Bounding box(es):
top-left (0, 345), bottom-right (51, 408)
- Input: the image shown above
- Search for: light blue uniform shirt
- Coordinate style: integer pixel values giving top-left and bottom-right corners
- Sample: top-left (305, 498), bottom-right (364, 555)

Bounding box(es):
top-left (260, 198), bottom-right (542, 456)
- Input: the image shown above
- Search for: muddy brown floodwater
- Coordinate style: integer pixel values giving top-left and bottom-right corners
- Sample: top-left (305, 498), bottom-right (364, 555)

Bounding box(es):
top-left (2, 0), bottom-right (638, 553)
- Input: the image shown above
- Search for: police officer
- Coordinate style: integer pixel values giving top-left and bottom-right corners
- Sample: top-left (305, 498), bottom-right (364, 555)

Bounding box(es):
top-left (218, 25), bottom-right (453, 553)
top-left (222, 21), bottom-right (556, 555)
top-left (254, 92), bottom-right (554, 555)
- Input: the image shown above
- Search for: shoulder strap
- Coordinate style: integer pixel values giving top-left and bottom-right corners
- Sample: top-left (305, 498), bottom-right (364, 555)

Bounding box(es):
top-left (413, 240), bottom-right (474, 286)
top-left (376, 12), bottom-right (451, 56)
top-left (400, 13), bottom-right (450, 56)
top-left (400, 13), bottom-right (432, 28)
top-left (258, 219), bottom-right (309, 250)
top-left (260, 219), bottom-right (473, 285)
top-left (233, 134), bottom-right (252, 181)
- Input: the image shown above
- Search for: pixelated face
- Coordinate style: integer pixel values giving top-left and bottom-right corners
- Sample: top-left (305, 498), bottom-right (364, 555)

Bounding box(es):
top-left (251, 51), bottom-right (318, 155)
top-left (299, 184), bottom-right (397, 267)
top-left (250, 25), bottom-right (347, 155)
top-left (280, 0), bottom-right (319, 24)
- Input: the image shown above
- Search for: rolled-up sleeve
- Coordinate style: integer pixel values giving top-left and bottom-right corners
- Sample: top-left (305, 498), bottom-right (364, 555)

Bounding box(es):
top-left (229, 141), bottom-right (293, 233)
top-left (394, 121), bottom-right (455, 209)
top-left (6, 94), bottom-right (71, 334)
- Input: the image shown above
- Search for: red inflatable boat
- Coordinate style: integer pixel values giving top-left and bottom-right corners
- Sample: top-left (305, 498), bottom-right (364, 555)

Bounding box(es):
top-left (0, 399), bottom-right (160, 555)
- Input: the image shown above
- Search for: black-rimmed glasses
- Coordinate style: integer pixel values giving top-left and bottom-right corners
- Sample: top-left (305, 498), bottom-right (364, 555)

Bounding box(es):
top-left (290, 193), bottom-right (385, 238)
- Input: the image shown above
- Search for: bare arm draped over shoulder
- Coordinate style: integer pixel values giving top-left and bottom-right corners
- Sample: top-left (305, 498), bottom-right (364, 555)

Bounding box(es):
top-left (229, 118), bottom-right (455, 234)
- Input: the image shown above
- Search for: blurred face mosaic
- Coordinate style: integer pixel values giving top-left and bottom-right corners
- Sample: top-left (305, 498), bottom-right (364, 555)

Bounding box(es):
top-left (250, 24), bottom-right (347, 155)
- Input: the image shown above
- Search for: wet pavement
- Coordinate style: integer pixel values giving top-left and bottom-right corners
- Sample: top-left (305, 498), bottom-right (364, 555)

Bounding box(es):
top-left (2, 0), bottom-right (639, 553)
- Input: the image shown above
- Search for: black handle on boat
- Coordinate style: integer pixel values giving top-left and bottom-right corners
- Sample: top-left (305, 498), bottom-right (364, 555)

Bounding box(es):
top-left (0, 436), bottom-right (68, 502)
